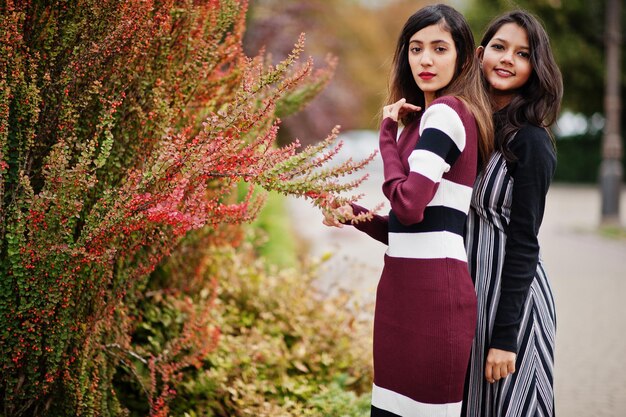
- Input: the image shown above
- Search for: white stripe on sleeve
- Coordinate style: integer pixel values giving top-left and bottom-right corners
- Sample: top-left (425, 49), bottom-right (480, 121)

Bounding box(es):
top-left (419, 103), bottom-right (466, 152)
top-left (407, 149), bottom-right (450, 183)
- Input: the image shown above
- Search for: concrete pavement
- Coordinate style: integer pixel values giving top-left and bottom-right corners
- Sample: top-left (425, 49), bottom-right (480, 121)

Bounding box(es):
top-left (541, 184), bottom-right (626, 417)
top-left (286, 133), bottom-right (626, 416)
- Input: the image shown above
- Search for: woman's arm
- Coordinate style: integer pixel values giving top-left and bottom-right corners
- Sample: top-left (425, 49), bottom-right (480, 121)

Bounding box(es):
top-left (349, 203), bottom-right (389, 245)
top-left (380, 97), bottom-right (468, 225)
top-left (490, 125), bottom-right (556, 353)
top-left (321, 200), bottom-right (389, 245)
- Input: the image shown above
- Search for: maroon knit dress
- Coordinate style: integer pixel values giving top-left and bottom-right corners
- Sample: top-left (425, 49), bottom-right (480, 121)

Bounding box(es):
top-left (350, 96), bottom-right (478, 416)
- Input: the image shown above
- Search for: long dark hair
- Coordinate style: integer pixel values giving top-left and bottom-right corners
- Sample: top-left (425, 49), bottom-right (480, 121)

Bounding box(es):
top-left (480, 10), bottom-right (563, 160)
top-left (387, 4), bottom-right (493, 166)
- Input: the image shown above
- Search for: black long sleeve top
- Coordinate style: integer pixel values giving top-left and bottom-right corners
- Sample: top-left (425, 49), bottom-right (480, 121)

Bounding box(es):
top-left (490, 124), bottom-right (557, 353)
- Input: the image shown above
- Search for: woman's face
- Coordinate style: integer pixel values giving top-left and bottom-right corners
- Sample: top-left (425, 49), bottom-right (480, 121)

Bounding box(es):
top-left (408, 23), bottom-right (457, 105)
top-left (480, 23), bottom-right (533, 97)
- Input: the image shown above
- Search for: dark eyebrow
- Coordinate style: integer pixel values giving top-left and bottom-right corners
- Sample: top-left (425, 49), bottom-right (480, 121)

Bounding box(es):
top-left (492, 37), bottom-right (529, 50)
top-left (409, 39), bottom-right (452, 45)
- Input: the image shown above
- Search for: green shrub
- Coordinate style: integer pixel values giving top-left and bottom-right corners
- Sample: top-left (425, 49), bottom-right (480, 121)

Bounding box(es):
top-left (554, 131), bottom-right (625, 183)
top-left (1, 2), bottom-right (373, 414)
top-left (307, 382), bottom-right (371, 417)
top-left (117, 242), bottom-right (373, 417)
top-left (554, 132), bottom-right (603, 183)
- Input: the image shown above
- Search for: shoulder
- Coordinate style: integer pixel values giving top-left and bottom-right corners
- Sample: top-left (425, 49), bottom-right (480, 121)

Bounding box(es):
top-left (511, 125), bottom-right (555, 155)
top-left (515, 124), bottom-right (550, 141)
top-left (420, 96), bottom-right (471, 149)
top-left (425, 96), bottom-right (469, 116)
top-left (421, 96), bottom-right (473, 131)
top-left (510, 124), bottom-right (556, 169)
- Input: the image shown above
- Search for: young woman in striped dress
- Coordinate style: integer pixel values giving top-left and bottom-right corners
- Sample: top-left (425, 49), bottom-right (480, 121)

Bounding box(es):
top-left (462, 11), bottom-right (563, 417)
top-left (323, 4), bottom-right (493, 416)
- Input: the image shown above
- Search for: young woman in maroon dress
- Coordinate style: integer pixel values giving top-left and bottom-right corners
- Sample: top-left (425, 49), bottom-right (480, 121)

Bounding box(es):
top-left (323, 4), bottom-right (493, 416)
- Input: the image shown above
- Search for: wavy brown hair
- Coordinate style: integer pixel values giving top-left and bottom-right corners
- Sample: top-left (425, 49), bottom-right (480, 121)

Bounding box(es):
top-left (387, 4), bottom-right (494, 166)
top-left (480, 10), bottom-right (563, 160)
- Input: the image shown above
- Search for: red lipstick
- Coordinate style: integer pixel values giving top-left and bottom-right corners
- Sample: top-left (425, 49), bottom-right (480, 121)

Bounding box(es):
top-left (419, 72), bottom-right (435, 80)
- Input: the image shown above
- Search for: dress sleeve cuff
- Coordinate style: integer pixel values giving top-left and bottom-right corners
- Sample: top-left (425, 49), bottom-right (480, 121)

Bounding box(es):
top-left (490, 327), bottom-right (519, 353)
top-left (380, 117), bottom-right (398, 144)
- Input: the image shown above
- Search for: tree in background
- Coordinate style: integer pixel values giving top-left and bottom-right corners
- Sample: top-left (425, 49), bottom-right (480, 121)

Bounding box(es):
top-left (245, 0), bottom-right (625, 137)
top-left (0, 0), bottom-right (373, 415)
top-left (244, 0), bottom-right (431, 143)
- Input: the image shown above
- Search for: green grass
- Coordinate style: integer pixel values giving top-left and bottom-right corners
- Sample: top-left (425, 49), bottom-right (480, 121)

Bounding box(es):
top-left (251, 191), bottom-right (299, 268)
top-left (599, 225), bottom-right (626, 240)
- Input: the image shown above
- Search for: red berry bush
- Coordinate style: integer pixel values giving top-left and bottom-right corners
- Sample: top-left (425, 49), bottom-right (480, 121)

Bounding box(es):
top-left (0, 1), bottom-right (373, 415)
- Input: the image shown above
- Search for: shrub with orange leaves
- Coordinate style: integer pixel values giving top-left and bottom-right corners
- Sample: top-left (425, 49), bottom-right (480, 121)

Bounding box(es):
top-left (0, 1), bottom-right (373, 415)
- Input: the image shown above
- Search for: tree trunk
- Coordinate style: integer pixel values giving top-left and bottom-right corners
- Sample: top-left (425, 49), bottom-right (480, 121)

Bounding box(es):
top-left (600, 0), bottom-right (623, 225)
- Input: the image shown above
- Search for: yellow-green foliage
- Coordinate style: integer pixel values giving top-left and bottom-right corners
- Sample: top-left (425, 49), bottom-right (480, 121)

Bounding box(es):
top-left (117, 242), bottom-right (373, 417)
top-left (1, 3), bottom-right (257, 412)
top-left (1, 1), bottom-right (374, 414)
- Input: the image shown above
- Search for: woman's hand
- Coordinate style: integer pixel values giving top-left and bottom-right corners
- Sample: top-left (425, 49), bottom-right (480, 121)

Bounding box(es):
top-left (311, 193), bottom-right (354, 228)
top-left (485, 348), bottom-right (516, 383)
top-left (382, 98), bottom-right (421, 122)
top-left (322, 204), bottom-right (354, 228)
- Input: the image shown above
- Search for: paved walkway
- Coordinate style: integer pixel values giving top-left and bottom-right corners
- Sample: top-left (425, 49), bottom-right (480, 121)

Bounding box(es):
top-left (287, 134), bottom-right (626, 416)
top-left (541, 184), bottom-right (626, 417)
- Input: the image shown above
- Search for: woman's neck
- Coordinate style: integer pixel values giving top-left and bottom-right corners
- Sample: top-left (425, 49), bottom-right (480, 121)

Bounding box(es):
top-left (424, 92), bottom-right (435, 108)
top-left (489, 88), bottom-right (516, 112)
